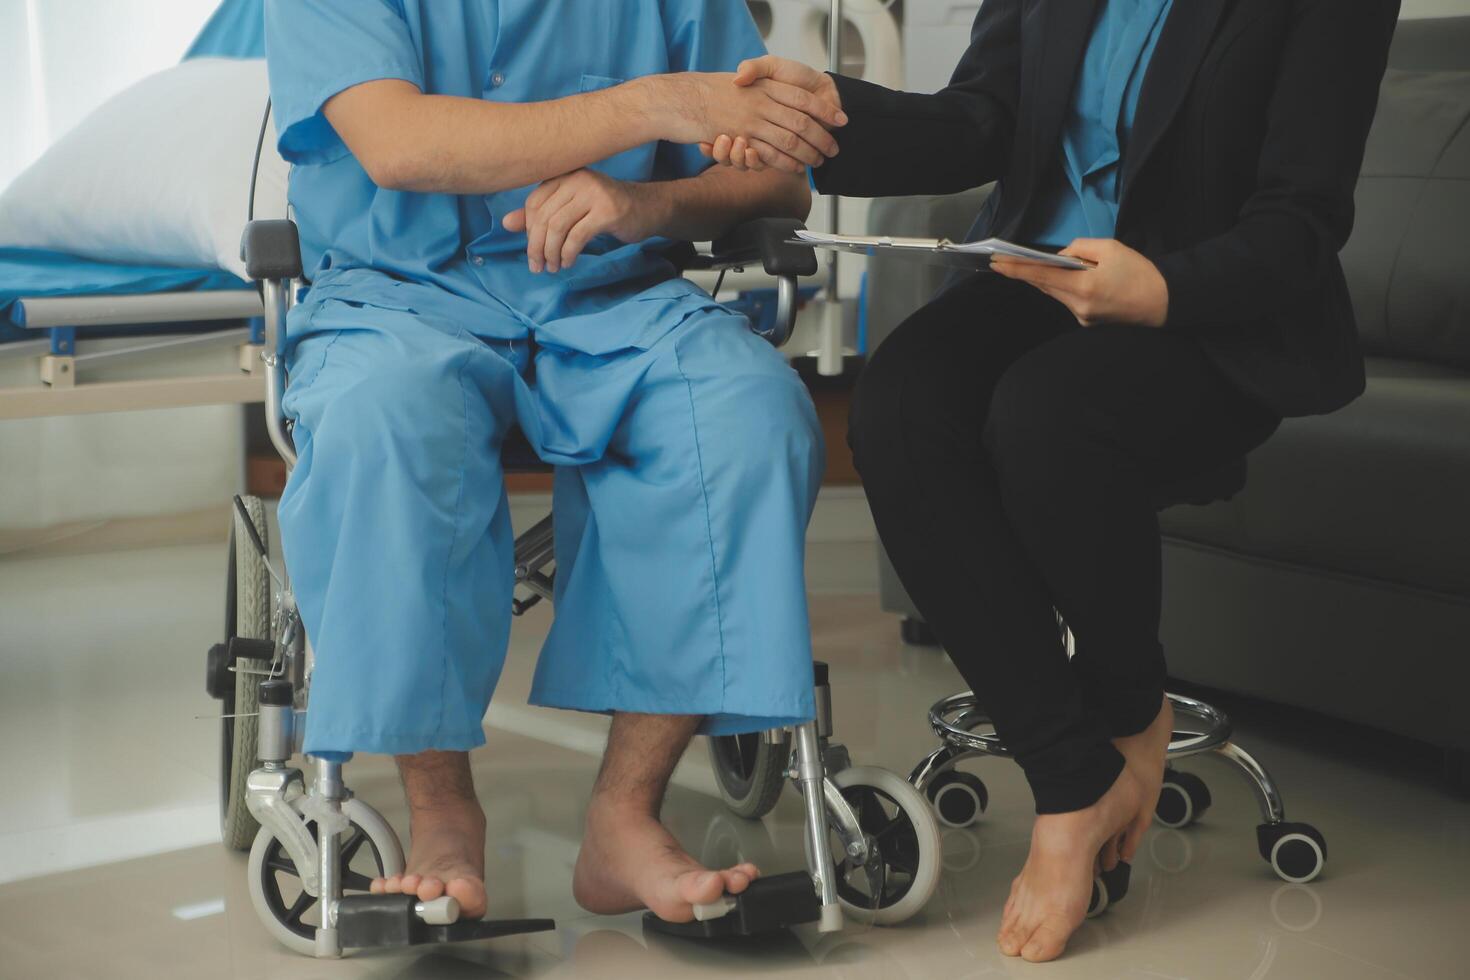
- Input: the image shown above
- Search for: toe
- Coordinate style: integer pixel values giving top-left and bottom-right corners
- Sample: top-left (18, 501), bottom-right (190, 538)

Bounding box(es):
top-left (445, 877), bottom-right (487, 920)
top-left (1021, 920), bottom-right (1072, 963)
top-left (398, 873), bottom-right (421, 894)
top-left (675, 869), bottom-right (726, 907)
top-left (382, 875), bottom-right (403, 894)
top-left (720, 868), bottom-right (752, 894)
top-left (415, 876), bottom-right (446, 903)
top-left (370, 878), bottom-right (386, 895)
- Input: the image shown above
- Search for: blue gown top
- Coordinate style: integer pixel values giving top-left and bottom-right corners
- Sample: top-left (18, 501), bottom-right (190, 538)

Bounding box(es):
top-left (1025, 0), bottom-right (1175, 248)
top-left (262, 0), bottom-right (765, 352)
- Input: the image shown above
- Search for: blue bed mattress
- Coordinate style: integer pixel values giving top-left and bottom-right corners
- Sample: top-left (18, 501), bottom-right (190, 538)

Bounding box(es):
top-left (0, 248), bottom-right (247, 342)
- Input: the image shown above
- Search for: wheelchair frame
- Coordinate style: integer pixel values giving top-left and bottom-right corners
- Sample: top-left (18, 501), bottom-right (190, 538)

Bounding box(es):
top-left (228, 216), bottom-right (903, 955)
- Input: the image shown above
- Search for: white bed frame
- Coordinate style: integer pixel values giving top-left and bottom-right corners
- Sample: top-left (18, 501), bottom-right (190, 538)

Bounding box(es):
top-left (0, 289), bottom-right (268, 420)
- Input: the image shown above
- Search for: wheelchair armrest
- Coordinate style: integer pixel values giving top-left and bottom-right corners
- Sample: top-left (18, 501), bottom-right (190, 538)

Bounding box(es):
top-left (241, 219), bottom-right (304, 283)
top-left (698, 218), bottom-right (819, 278)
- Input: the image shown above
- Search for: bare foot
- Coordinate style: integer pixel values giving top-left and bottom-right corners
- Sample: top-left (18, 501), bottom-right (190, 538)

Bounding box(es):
top-left (1112, 695), bottom-right (1174, 861)
top-left (369, 750), bottom-right (489, 919)
top-left (997, 766), bottom-right (1146, 963)
top-left (572, 798), bottom-right (760, 922)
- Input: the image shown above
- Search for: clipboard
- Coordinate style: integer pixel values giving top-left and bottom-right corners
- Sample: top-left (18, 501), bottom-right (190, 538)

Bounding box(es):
top-left (789, 231), bottom-right (1094, 271)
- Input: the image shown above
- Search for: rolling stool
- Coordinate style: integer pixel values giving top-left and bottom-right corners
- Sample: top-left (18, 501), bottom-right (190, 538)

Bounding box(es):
top-left (906, 458), bottom-right (1328, 916)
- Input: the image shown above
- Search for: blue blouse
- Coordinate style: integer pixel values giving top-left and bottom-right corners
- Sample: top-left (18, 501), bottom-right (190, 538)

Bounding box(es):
top-left (1026, 0), bottom-right (1175, 247)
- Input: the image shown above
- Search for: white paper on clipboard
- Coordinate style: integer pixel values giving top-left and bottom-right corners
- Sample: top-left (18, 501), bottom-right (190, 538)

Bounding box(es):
top-left (790, 231), bottom-right (1091, 270)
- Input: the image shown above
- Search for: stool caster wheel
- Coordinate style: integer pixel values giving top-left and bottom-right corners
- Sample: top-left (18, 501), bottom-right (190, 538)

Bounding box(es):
top-left (1258, 822), bottom-right (1326, 884)
top-left (900, 618), bottom-right (940, 647)
top-left (1155, 770), bottom-right (1211, 829)
top-left (1086, 862), bottom-right (1131, 918)
top-left (925, 771), bottom-right (988, 829)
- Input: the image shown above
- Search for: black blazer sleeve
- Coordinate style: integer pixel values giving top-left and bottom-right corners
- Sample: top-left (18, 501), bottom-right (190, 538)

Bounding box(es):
top-left (812, 0), bottom-right (1022, 199)
top-left (1153, 0), bottom-right (1399, 334)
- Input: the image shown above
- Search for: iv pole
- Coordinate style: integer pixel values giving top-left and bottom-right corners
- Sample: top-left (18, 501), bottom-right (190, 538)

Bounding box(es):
top-left (817, 0), bottom-right (845, 376)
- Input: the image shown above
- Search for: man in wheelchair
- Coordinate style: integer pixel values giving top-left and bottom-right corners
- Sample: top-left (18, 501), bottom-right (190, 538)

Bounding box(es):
top-left (262, 0), bottom-right (845, 924)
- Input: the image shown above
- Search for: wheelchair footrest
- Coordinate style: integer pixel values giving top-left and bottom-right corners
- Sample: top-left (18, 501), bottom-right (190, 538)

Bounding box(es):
top-left (642, 871), bottom-right (821, 939)
top-left (335, 895), bottom-right (554, 949)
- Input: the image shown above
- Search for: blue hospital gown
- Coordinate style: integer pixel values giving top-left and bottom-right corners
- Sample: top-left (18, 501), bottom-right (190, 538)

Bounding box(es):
top-left (263, 0), bottom-right (823, 755)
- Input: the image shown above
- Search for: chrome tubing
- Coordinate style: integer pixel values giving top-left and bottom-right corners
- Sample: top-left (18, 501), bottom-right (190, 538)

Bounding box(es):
top-left (261, 279), bottom-right (297, 468)
top-left (1166, 693), bottom-right (1234, 757)
top-left (770, 275), bottom-right (799, 348)
top-left (314, 758), bottom-right (346, 958)
top-left (928, 692), bottom-right (1010, 757)
top-left (794, 721), bottom-right (842, 931)
top-left (1213, 741), bottom-right (1287, 825)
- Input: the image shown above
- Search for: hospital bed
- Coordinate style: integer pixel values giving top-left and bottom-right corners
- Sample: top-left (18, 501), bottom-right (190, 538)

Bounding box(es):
top-left (0, 1), bottom-right (275, 424)
top-left (0, 267), bottom-right (265, 421)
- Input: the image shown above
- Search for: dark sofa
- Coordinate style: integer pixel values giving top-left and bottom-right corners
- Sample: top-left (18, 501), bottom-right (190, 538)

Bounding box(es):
top-left (863, 16), bottom-right (1470, 776)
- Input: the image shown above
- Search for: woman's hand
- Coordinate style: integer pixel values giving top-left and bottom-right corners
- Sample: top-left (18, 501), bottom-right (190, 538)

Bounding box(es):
top-left (655, 66), bottom-right (845, 174)
top-left (696, 56), bottom-right (846, 172)
top-left (990, 239), bottom-right (1170, 328)
top-left (502, 169), bottom-right (656, 274)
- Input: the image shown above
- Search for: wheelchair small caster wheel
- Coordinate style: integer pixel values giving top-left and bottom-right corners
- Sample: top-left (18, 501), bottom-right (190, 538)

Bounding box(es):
top-left (1258, 822), bottom-right (1326, 884)
top-left (248, 797), bottom-right (404, 956)
top-left (825, 766), bottom-right (943, 925)
top-left (900, 617), bottom-right (940, 647)
top-left (1155, 769), bottom-right (1211, 829)
top-left (925, 771), bottom-right (988, 829)
top-left (1086, 861), bottom-right (1131, 918)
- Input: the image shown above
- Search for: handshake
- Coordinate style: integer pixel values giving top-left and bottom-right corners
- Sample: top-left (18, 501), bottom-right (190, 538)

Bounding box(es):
top-left (657, 56), bottom-right (848, 173)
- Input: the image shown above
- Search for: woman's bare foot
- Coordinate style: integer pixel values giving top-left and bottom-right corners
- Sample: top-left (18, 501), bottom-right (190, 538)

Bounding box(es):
top-left (997, 765), bottom-right (1146, 963)
top-left (572, 798), bottom-right (759, 922)
top-left (1112, 695), bottom-right (1174, 861)
top-left (369, 750), bottom-right (489, 919)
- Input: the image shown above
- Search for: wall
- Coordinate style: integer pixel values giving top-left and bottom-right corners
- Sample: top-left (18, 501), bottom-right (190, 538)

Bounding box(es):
top-left (1, 0), bottom-right (220, 192)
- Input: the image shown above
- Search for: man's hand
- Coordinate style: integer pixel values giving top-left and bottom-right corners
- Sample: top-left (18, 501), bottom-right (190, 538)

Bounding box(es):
top-left (502, 170), bottom-right (657, 274)
top-left (699, 56), bottom-right (845, 172)
top-left (990, 239), bottom-right (1170, 328)
top-left (654, 62), bottom-right (845, 174)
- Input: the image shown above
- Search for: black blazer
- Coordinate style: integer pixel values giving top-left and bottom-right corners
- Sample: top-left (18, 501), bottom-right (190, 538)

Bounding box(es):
top-left (815, 0), bottom-right (1401, 418)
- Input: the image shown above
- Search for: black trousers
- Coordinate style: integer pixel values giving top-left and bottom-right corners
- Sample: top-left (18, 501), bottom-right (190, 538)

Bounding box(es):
top-left (849, 274), bottom-right (1280, 813)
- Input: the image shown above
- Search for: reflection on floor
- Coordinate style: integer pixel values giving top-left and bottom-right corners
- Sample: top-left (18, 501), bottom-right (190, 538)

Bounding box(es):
top-left (1, 502), bottom-right (1466, 979)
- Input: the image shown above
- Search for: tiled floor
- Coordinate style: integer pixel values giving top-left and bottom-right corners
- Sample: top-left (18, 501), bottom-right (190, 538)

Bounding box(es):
top-left (1, 499), bottom-right (1466, 979)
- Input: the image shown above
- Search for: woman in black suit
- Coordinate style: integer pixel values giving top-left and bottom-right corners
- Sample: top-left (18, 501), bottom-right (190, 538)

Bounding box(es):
top-left (701, 0), bottom-right (1400, 961)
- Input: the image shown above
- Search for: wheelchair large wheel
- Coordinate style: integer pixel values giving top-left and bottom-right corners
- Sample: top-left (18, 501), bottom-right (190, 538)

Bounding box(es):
top-left (826, 765), bottom-right (942, 925)
top-left (707, 730), bottom-right (791, 819)
top-left (247, 796), bottom-right (404, 956)
top-left (220, 496), bottom-right (272, 851)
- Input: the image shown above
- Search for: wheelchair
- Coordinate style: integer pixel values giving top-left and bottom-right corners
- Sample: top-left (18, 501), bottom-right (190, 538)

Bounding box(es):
top-left (206, 215), bottom-right (942, 957)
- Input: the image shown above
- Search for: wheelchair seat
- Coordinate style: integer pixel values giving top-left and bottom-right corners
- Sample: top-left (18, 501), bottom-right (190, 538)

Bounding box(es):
top-left (501, 426), bottom-right (548, 474)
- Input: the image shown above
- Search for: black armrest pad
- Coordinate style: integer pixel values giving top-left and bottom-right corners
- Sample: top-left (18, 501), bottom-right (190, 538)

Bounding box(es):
top-left (710, 218), bottom-right (818, 277)
top-left (240, 220), bottom-right (304, 282)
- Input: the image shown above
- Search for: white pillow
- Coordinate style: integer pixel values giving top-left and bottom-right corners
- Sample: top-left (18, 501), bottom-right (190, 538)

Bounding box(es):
top-left (0, 58), bottom-right (289, 280)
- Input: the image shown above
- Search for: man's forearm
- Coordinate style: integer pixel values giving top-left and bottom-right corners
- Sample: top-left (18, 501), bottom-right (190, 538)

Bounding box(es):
top-left (334, 77), bottom-right (687, 195)
top-left (634, 166), bottom-right (810, 244)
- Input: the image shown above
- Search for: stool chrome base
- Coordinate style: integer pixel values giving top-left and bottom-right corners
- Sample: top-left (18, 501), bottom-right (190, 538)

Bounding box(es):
top-left (911, 692), bottom-right (1327, 885)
